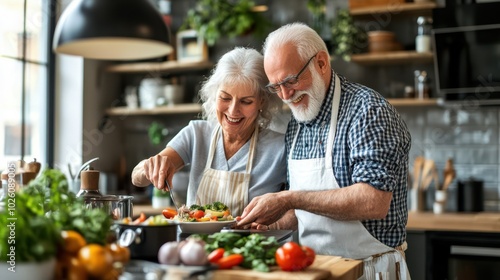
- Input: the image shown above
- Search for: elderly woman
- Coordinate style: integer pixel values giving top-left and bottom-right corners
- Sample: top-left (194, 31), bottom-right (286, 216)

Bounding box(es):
top-left (131, 47), bottom-right (286, 216)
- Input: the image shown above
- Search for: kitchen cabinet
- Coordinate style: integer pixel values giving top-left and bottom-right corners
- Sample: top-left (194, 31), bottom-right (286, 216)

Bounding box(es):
top-left (406, 212), bottom-right (500, 280)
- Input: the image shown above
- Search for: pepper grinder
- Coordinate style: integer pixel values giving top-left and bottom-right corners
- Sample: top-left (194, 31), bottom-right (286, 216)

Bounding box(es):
top-left (77, 168), bottom-right (102, 198)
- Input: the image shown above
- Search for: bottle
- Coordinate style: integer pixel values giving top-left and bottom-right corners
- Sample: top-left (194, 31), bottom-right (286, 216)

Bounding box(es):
top-left (158, 0), bottom-right (172, 28)
top-left (416, 16), bottom-right (432, 53)
top-left (76, 169), bottom-right (102, 198)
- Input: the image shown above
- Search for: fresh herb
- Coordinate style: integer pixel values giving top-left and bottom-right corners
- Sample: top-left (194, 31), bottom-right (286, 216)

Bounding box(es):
top-left (24, 169), bottom-right (112, 245)
top-left (0, 190), bottom-right (60, 262)
top-left (195, 232), bottom-right (280, 272)
top-left (0, 168), bottom-right (113, 263)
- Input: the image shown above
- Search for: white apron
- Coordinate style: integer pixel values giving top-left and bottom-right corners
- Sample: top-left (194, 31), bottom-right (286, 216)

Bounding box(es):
top-left (288, 74), bottom-right (410, 280)
top-left (196, 125), bottom-right (258, 217)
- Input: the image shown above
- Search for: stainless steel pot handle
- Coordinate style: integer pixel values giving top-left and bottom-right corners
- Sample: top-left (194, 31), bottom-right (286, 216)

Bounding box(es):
top-left (118, 228), bottom-right (143, 247)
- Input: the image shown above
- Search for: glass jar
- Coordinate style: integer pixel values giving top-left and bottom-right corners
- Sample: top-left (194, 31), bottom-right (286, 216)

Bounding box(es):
top-left (416, 16), bottom-right (433, 53)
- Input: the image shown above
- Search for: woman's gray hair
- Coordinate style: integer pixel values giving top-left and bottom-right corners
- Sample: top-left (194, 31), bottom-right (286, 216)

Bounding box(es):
top-left (263, 22), bottom-right (330, 62)
top-left (199, 47), bottom-right (282, 129)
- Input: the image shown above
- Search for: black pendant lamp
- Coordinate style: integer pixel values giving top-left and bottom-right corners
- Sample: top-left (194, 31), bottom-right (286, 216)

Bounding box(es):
top-left (53, 0), bottom-right (173, 60)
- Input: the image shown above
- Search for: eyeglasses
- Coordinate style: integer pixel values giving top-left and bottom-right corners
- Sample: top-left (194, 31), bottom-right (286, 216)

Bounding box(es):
top-left (266, 53), bottom-right (317, 94)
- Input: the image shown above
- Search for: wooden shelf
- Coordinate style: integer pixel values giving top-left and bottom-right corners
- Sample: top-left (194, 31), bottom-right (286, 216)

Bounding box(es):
top-left (350, 2), bottom-right (438, 16)
top-left (105, 103), bottom-right (202, 116)
top-left (351, 51), bottom-right (433, 65)
top-left (106, 60), bottom-right (214, 74)
top-left (106, 99), bottom-right (440, 116)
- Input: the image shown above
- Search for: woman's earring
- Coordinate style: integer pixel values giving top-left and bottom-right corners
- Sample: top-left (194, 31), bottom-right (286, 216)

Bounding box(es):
top-left (259, 109), bottom-right (262, 113)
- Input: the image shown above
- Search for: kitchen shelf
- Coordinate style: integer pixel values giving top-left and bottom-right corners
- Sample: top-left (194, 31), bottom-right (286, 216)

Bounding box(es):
top-left (350, 2), bottom-right (438, 16)
top-left (106, 98), bottom-right (440, 116)
top-left (351, 51), bottom-right (433, 65)
top-left (106, 103), bottom-right (202, 116)
top-left (106, 60), bottom-right (214, 74)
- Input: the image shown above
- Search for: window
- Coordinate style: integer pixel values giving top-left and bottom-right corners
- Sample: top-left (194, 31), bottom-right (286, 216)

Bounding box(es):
top-left (0, 0), bottom-right (54, 170)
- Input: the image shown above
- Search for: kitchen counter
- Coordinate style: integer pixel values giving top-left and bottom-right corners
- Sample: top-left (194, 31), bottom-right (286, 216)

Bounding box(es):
top-left (407, 211), bottom-right (500, 233)
top-left (165, 255), bottom-right (363, 280)
top-left (134, 204), bottom-right (166, 217)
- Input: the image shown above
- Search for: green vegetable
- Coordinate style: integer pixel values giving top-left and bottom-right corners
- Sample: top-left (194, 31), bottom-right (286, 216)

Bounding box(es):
top-left (204, 201), bottom-right (228, 211)
top-left (0, 168), bottom-right (113, 263)
top-left (195, 232), bottom-right (279, 272)
top-left (189, 204), bottom-right (205, 211)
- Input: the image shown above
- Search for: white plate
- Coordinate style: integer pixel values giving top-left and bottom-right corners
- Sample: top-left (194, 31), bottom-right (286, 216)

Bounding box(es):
top-left (177, 220), bottom-right (236, 234)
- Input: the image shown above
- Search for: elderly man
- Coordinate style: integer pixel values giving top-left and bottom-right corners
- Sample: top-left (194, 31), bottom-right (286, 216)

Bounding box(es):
top-left (237, 23), bottom-right (412, 280)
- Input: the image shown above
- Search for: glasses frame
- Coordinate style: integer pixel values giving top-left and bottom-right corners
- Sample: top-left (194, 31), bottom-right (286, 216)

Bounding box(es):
top-left (266, 53), bottom-right (317, 94)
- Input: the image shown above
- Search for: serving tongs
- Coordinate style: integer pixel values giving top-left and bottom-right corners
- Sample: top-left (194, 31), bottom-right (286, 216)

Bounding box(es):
top-left (164, 180), bottom-right (184, 218)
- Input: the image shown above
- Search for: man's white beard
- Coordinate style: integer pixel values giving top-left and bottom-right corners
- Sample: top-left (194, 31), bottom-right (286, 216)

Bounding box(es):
top-left (286, 68), bottom-right (326, 122)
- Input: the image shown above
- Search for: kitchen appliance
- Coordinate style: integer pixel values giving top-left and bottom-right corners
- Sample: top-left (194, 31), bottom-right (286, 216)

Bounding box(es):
top-left (457, 178), bottom-right (484, 212)
top-left (117, 223), bottom-right (177, 261)
top-left (433, 2), bottom-right (500, 106)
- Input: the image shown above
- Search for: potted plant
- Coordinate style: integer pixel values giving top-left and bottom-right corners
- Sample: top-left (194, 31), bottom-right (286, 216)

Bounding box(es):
top-left (180, 0), bottom-right (271, 46)
top-left (330, 9), bottom-right (368, 61)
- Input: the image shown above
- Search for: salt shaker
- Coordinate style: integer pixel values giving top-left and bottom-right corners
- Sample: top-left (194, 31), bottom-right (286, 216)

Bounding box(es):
top-left (416, 16), bottom-right (433, 53)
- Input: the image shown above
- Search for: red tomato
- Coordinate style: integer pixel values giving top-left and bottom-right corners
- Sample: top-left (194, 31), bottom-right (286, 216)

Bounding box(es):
top-left (215, 254), bottom-right (244, 269)
top-left (162, 208), bottom-right (177, 219)
top-left (303, 246), bottom-right (315, 266)
top-left (275, 241), bottom-right (315, 271)
top-left (207, 248), bottom-right (225, 263)
top-left (191, 210), bottom-right (205, 219)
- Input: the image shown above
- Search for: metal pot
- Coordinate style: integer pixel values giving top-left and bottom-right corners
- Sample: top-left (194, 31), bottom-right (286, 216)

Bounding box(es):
top-left (116, 223), bottom-right (178, 261)
top-left (83, 195), bottom-right (134, 220)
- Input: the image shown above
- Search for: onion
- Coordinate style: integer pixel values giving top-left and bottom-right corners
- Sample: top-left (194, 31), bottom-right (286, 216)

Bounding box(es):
top-left (179, 238), bottom-right (208, 266)
top-left (158, 241), bottom-right (181, 265)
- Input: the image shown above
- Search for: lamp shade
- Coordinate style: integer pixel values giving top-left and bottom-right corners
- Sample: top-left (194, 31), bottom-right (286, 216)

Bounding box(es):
top-left (53, 0), bottom-right (173, 60)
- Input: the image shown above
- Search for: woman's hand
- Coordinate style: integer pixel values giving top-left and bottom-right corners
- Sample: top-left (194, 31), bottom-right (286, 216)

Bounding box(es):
top-left (143, 154), bottom-right (176, 191)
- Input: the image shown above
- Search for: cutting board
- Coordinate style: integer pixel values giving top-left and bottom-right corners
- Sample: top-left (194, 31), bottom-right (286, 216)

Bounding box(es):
top-left (211, 255), bottom-right (363, 280)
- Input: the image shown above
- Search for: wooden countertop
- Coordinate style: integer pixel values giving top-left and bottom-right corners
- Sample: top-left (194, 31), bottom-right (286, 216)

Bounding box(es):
top-left (168, 255), bottom-right (362, 280)
top-left (407, 211), bottom-right (500, 233)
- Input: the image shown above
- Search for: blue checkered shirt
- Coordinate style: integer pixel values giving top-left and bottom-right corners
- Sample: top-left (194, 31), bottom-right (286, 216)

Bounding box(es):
top-left (285, 70), bottom-right (411, 248)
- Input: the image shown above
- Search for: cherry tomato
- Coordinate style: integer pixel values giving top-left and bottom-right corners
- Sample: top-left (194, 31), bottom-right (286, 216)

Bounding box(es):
top-left (215, 254), bottom-right (244, 269)
top-left (275, 241), bottom-right (315, 271)
top-left (303, 246), bottom-right (316, 266)
top-left (162, 208), bottom-right (177, 219)
top-left (191, 210), bottom-right (205, 219)
top-left (207, 248), bottom-right (225, 263)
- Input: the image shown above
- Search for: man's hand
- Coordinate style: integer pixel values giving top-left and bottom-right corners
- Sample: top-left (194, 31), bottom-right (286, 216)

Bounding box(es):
top-left (237, 192), bottom-right (290, 227)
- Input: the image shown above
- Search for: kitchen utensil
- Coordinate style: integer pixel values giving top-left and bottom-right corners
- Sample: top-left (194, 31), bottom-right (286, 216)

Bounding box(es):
top-left (116, 223), bottom-right (177, 261)
top-left (442, 158), bottom-right (456, 190)
top-left (412, 156), bottom-right (425, 189)
top-left (420, 159), bottom-right (436, 190)
top-left (165, 180), bottom-right (180, 212)
top-left (74, 157), bottom-right (100, 180)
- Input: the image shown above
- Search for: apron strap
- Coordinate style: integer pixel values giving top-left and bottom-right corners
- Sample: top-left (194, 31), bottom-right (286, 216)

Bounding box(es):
top-left (245, 125), bottom-right (259, 174)
top-left (204, 125), bottom-right (221, 170)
